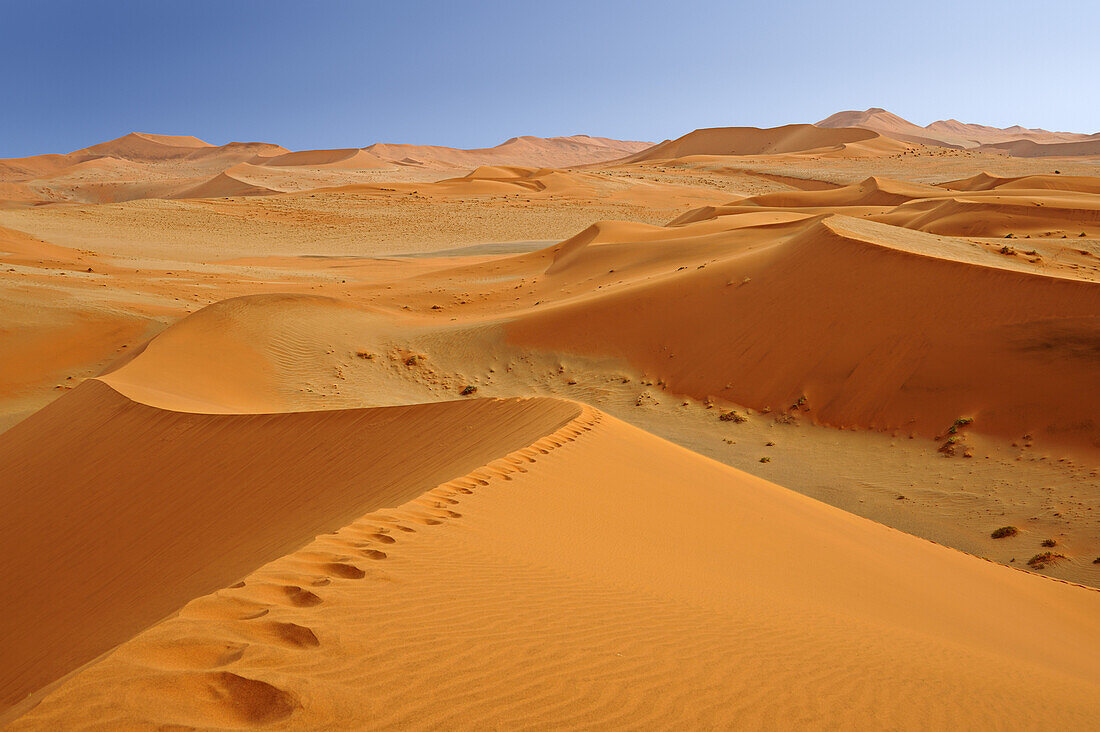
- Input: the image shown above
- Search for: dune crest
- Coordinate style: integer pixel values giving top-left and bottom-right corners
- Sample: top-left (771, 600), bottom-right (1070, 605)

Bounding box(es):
top-left (11, 399), bottom-right (1098, 728)
top-left (507, 204), bottom-right (1100, 452)
top-left (0, 374), bottom-right (581, 718)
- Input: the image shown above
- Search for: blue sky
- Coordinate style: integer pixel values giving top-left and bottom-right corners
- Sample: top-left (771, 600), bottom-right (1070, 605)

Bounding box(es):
top-left (2, 0), bottom-right (1096, 157)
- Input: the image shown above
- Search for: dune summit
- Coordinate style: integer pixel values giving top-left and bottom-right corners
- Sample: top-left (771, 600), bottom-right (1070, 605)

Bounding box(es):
top-left (1, 111), bottom-right (1099, 728)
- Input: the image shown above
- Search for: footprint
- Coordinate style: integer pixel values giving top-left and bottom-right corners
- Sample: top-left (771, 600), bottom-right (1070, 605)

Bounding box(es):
top-left (116, 639), bottom-right (248, 671)
top-left (282, 586), bottom-right (323, 607)
top-left (368, 533), bottom-right (396, 544)
top-left (182, 596), bottom-right (269, 621)
top-left (324, 562), bottom-right (365, 579)
top-left (360, 549), bottom-right (388, 560)
top-left (206, 672), bottom-right (299, 724)
top-left (252, 621), bottom-right (320, 649)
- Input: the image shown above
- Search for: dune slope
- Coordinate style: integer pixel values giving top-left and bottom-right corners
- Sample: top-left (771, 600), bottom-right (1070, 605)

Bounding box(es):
top-left (507, 213), bottom-right (1100, 451)
top-left (0, 378), bottom-right (579, 717)
top-left (618, 124), bottom-right (899, 162)
top-left (12, 406), bottom-right (1099, 729)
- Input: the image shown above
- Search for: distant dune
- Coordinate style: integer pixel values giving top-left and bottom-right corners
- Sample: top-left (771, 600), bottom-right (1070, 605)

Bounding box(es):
top-left (819, 107), bottom-right (1098, 151)
top-left (171, 169), bottom-right (280, 200)
top-left (365, 134), bottom-right (652, 169)
top-left (250, 148), bottom-right (395, 169)
top-left (976, 135), bottom-right (1100, 158)
top-left (0, 133), bottom-right (653, 206)
top-left (617, 124), bottom-right (908, 162)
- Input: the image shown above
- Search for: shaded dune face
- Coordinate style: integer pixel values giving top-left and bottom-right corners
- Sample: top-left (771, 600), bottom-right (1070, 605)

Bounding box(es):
top-left (504, 176), bottom-right (1100, 454)
top-left (0, 378), bottom-right (579, 715)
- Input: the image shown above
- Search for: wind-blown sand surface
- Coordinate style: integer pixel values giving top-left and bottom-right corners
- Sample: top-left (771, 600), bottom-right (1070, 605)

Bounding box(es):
top-left (1, 121), bottom-right (1099, 727)
top-left (7, 377), bottom-right (1099, 728)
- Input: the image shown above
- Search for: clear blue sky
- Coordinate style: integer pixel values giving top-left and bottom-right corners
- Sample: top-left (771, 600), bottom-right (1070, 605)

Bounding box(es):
top-left (2, 0), bottom-right (1096, 157)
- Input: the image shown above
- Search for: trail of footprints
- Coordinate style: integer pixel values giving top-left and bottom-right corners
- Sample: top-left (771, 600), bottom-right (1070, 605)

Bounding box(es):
top-left (121, 405), bottom-right (602, 726)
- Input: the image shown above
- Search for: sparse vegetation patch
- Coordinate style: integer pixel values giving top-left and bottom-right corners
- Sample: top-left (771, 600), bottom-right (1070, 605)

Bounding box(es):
top-left (1027, 552), bottom-right (1065, 569)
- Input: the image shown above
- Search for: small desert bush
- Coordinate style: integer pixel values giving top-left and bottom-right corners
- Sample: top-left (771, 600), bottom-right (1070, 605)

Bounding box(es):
top-left (719, 410), bottom-right (748, 423)
top-left (946, 417), bottom-right (973, 435)
top-left (991, 526), bottom-right (1018, 539)
top-left (1040, 538), bottom-right (1057, 548)
top-left (460, 385), bottom-right (477, 396)
top-left (759, 456), bottom-right (771, 463)
top-left (1027, 552), bottom-right (1065, 569)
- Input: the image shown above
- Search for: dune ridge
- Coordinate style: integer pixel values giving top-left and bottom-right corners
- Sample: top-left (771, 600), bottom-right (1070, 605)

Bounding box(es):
top-left (0, 372), bottom-right (581, 718)
top-left (506, 204), bottom-right (1100, 452)
top-left (11, 397), bottom-right (1098, 729)
top-left (819, 107), bottom-right (1098, 150)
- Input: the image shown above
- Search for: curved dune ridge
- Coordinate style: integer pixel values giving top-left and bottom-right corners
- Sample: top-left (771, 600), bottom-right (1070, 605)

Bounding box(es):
top-left (0, 369), bottom-right (581, 718)
top-left (506, 189), bottom-right (1100, 451)
top-left (10, 391), bottom-right (1099, 728)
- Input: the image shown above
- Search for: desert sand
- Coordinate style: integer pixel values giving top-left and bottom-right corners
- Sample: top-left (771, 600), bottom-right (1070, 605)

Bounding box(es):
top-left (1, 113), bottom-right (1098, 728)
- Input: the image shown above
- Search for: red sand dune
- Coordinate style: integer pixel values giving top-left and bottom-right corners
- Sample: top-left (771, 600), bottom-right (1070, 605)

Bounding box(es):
top-left (171, 170), bottom-right (281, 199)
top-left (0, 289), bottom-right (1096, 727)
top-left (5, 359), bottom-right (1098, 728)
top-left (819, 107), bottom-right (1097, 150)
top-left (616, 124), bottom-right (909, 162)
top-left (0, 376), bottom-right (579, 716)
top-left (365, 134), bottom-right (652, 169)
top-left (507, 212), bottom-right (1100, 452)
top-left (977, 136), bottom-right (1100, 158)
top-left (250, 148), bottom-right (394, 169)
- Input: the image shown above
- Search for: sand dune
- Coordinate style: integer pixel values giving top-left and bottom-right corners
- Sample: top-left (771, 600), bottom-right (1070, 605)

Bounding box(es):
top-left (73, 132), bottom-right (215, 161)
top-left (0, 153), bottom-right (82, 182)
top-left (817, 107), bottom-right (960, 147)
top-left (507, 212), bottom-right (1100, 453)
top-left (250, 148), bottom-right (394, 169)
top-left (171, 170), bottom-right (281, 200)
top-left (10, 385), bottom-right (1098, 728)
top-left (365, 134), bottom-right (653, 169)
top-left (819, 107), bottom-right (1097, 150)
top-left (618, 124), bottom-right (905, 162)
top-left (977, 136), bottom-right (1100, 158)
top-left (731, 175), bottom-right (946, 208)
top-left (0, 368), bottom-right (579, 718)
top-left (0, 133), bottom-right (652, 206)
top-left (943, 172), bottom-right (1100, 194)
top-left (877, 191), bottom-right (1100, 237)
